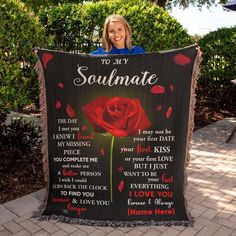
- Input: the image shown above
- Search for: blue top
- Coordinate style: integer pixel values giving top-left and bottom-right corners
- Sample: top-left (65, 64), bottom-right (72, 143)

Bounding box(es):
top-left (91, 46), bottom-right (145, 55)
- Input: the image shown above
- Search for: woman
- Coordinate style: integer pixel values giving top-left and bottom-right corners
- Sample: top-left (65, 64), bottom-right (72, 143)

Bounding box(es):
top-left (91, 14), bottom-right (145, 55)
top-left (91, 14), bottom-right (202, 57)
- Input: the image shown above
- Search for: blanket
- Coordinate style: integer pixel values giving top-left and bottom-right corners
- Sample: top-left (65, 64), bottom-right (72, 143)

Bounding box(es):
top-left (36, 45), bottom-right (200, 226)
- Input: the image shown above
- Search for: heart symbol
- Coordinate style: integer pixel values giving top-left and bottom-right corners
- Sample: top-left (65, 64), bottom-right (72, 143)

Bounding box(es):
top-left (151, 85), bottom-right (165, 94)
top-left (55, 100), bottom-right (61, 109)
top-left (41, 53), bottom-right (53, 69)
top-left (173, 54), bottom-right (191, 65)
top-left (66, 104), bottom-right (76, 118)
top-left (118, 181), bottom-right (124, 192)
top-left (166, 107), bottom-right (172, 119)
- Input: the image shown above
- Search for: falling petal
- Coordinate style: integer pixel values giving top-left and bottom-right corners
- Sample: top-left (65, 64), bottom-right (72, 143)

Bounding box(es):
top-left (82, 125), bottom-right (87, 131)
top-left (151, 85), bottom-right (165, 94)
top-left (100, 148), bottom-right (104, 156)
top-left (55, 100), bottom-right (61, 109)
top-left (66, 104), bottom-right (76, 118)
top-left (41, 52), bottom-right (53, 69)
top-left (169, 84), bottom-right (174, 92)
top-left (58, 82), bottom-right (64, 88)
top-left (118, 180), bottom-right (124, 192)
top-left (156, 105), bottom-right (162, 111)
top-left (118, 166), bottom-right (124, 173)
top-left (166, 107), bottom-right (172, 119)
top-left (173, 54), bottom-right (191, 65)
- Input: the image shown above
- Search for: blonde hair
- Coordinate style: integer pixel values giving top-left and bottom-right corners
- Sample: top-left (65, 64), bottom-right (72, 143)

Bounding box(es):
top-left (102, 14), bottom-right (133, 52)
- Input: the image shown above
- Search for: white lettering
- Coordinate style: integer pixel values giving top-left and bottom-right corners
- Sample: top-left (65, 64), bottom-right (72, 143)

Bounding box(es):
top-left (73, 65), bottom-right (158, 87)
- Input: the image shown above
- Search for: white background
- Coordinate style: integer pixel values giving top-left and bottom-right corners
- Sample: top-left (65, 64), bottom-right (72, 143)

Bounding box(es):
top-left (169, 5), bottom-right (236, 35)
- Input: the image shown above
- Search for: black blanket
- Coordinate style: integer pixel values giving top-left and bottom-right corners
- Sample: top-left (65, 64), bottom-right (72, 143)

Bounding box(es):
top-left (36, 45), bottom-right (200, 226)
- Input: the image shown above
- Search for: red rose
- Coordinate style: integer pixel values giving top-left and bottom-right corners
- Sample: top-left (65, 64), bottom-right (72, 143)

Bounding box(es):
top-left (82, 96), bottom-right (151, 137)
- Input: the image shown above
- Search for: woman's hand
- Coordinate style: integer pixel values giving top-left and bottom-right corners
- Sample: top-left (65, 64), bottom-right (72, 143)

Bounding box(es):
top-left (196, 46), bottom-right (202, 58)
top-left (34, 48), bottom-right (38, 56)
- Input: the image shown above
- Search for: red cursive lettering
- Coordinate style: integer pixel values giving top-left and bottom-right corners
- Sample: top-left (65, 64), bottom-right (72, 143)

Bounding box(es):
top-left (77, 132), bottom-right (94, 140)
top-left (67, 203), bottom-right (87, 216)
top-left (162, 174), bottom-right (174, 183)
top-left (63, 169), bottom-right (78, 177)
top-left (52, 198), bottom-right (70, 203)
top-left (136, 144), bottom-right (152, 154)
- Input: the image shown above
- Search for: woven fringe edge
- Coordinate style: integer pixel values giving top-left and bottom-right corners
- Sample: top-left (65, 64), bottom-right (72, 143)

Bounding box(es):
top-left (184, 46), bottom-right (202, 224)
top-left (37, 214), bottom-right (194, 227)
top-left (185, 49), bottom-right (202, 171)
top-left (34, 55), bottom-right (50, 215)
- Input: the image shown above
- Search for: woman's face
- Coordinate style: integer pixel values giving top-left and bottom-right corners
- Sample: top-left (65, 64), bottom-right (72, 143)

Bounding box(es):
top-left (108, 21), bottom-right (126, 49)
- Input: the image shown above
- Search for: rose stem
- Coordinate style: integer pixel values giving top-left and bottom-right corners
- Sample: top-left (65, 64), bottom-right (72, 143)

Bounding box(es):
top-left (110, 135), bottom-right (115, 203)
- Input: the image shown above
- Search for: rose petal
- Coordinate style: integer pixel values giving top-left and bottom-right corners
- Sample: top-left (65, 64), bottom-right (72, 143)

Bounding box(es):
top-left (100, 148), bottom-right (104, 156)
top-left (118, 166), bottom-right (124, 173)
top-left (82, 96), bottom-right (109, 133)
top-left (118, 180), bottom-right (124, 192)
top-left (169, 84), bottom-right (174, 92)
top-left (107, 128), bottom-right (128, 137)
top-left (126, 99), bottom-right (152, 136)
top-left (41, 52), bottom-right (53, 69)
top-left (173, 54), bottom-right (191, 65)
top-left (151, 85), bottom-right (165, 94)
top-left (66, 104), bottom-right (76, 118)
top-left (82, 125), bottom-right (87, 131)
top-left (166, 107), bottom-right (172, 119)
top-left (106, 97), bottom-right (137, 120)
top-left (58, 82), bottom-right (64, 88)
top-left (55, 100), bottom-right (61, 109)
top-left (156, 105), bottom-right (162, 111)
top-left (96, 108), bottom-right (128, 137)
